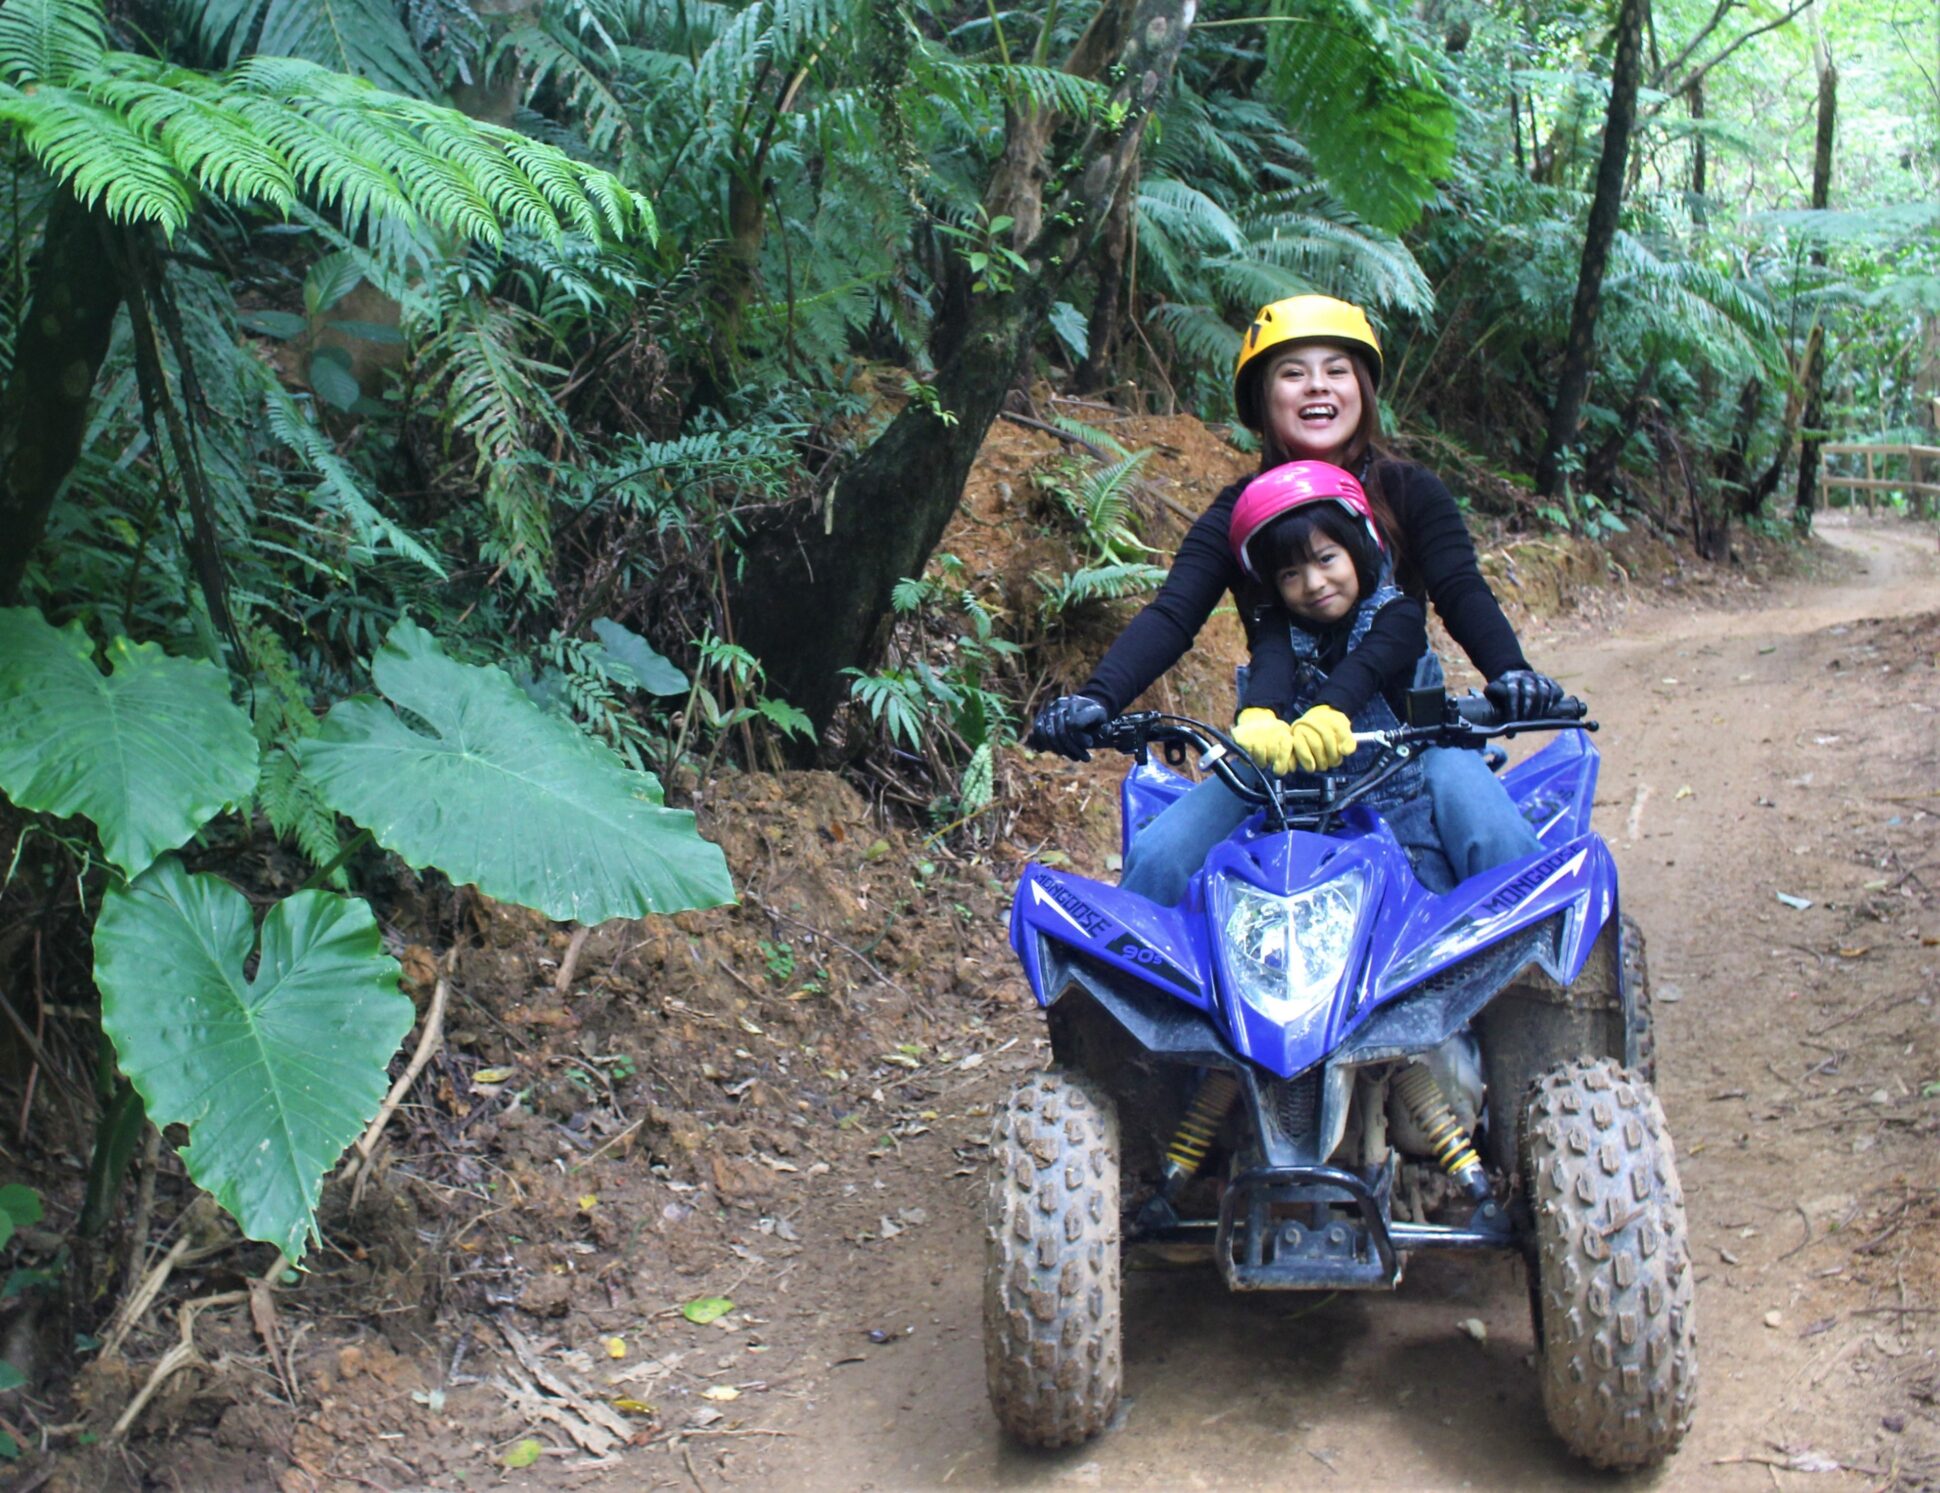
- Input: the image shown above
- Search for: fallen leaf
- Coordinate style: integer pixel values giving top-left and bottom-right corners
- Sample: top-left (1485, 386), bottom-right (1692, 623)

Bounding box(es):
top-left (880, 1052), bottom-right (921, 1070)
top-left (473, 1066), bottom-right (518, 1085)
top-left (578, 1194), bottom-right (599, 1211)
top-left (604, 1336), bottom-right (626, 1359)
top-left (503, 1438), bottom-right (545, 1469)
top-left (681, 1297), bottom-right (735, 1325)
top-left (701, 1385), bottom-right (741, 1402)
top-left (1835, 946), bottom-right (1870, 959)
top-left (613, 1398), bottom-right (655, 1415)
top-left (1674, 785), bottom-right (1694, 800)
top-left (688, 1406), bottom-right (725, 1428)
top-left (1457, 1318), bottom-right (1487, 1343)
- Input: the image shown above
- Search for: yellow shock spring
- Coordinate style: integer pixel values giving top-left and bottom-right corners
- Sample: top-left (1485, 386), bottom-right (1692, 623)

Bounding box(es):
top-left (1395, 1062), bottom-right (1490, 1199)
top-left (1163, 1070), bottom-right (1240, 1182)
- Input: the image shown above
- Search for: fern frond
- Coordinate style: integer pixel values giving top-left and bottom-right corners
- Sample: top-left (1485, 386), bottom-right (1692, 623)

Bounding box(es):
top-left (0, 36), bottom-right (655, 246)
top-left (257, 743), bottom-right (346, 881)
top-left (488, 22), bottom-right (632, 155)
top-left (1258, 0), bottom-right (1453, 233)
top-left (82, 59), bottom-right (299, 212)
top-left (259, 376), bottom-right (449, 575)
top-left (0, 82), bottom-right (193, 232)
top-left (0, 0), bottom-right (105, 86)
top-left (1138, 177), bottom-right (1246, 254)
top-left (257, 0), bottom-right (437, 96)
top-left (1150, 301), bottom-right (1245, 369)
top-left (1036, 562), bottom-right (1169, 618)
top-left (420, 296), bottom-right (570, 585)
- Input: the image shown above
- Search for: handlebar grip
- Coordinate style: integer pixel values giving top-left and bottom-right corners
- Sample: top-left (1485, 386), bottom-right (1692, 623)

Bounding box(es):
top-left (1453, 692), bottom-right (1589, 728)
top-left (1453, 694), bottom-right (1504, 728)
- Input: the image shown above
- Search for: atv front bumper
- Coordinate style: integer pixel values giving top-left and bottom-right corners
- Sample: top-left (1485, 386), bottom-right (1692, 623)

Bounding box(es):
top-left (1140, 1163), bottom-right (1517, 1291)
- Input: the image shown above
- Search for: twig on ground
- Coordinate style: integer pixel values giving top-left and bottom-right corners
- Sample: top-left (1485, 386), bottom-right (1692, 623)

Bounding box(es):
top-left (109, 1291), bottom-right (247, 1439)
top-left (1777, 1203), bottom-right (1814, 1262)
top-left (347, 950), bottom-right (454, 1207)
top-left (553, 925), bottom-right (591, 996)
top-left (101, 1236), bottom-right (192, 1359)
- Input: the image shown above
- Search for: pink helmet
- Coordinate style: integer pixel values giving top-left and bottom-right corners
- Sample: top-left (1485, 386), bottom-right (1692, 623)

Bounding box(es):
top-left (1229, 460), bottom-right (1384, 579)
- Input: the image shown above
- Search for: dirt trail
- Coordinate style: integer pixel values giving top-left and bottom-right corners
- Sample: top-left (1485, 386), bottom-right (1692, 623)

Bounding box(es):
top-left (683, 517), bottom-right (1938, 1493)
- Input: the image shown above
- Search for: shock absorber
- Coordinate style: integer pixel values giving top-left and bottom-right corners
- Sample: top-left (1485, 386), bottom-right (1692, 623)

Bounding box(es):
top-left (1161, 1070), bottom-right (1240, 1192)
top-left (1395, 1062), bottom-right (1492, 1202)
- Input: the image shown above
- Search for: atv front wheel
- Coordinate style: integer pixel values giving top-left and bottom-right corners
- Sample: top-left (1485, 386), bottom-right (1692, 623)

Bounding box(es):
top-left (983, 1067), bottom-right (1121, 1447)
top-left (1521, 1058), bottom-right (1696, 1470)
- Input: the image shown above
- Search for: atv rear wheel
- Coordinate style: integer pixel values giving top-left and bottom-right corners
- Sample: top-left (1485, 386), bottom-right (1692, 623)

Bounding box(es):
top-left (1521, 1058), bottom-right (1696, 1470)
top-left (983, 1067), bottom-right (1121, 1447)
top-left (1620, 913), bottom-right (1654, 1085)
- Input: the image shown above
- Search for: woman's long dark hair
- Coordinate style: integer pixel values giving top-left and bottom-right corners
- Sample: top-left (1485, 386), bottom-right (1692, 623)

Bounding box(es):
top-left (1258, 347), bottom-right (1408, 582)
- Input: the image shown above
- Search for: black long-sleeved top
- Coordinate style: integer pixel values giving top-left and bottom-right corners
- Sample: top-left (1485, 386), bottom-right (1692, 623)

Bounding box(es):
top-left (1078, 460), bottom-right (1528, 714)
top-left (1241, 593), bottom-right (1427, 721)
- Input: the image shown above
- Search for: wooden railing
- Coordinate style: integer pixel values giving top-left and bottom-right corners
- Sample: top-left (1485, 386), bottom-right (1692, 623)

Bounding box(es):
top-left (1820, 442), bottom-right (1940, 513)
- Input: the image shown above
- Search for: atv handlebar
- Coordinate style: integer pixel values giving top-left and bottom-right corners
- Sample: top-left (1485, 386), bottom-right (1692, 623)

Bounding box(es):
top-left (1086, 693), bottom-right (1596, 830)
top-left (1349, 692), bottom-right (1592, 750)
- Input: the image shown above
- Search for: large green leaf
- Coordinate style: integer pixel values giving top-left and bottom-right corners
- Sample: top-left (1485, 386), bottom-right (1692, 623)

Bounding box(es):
top-left (303, 620), bottom-right (735, 922)
top-left (1260, 0), bottom-right (1455, 234)
top-left (94, 859), bottom-right (410, 1261)
top-left (0, 608), bottom-right (257, 878)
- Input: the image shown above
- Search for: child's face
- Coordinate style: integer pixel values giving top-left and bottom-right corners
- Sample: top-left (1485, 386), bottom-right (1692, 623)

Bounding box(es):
top-left (1275, 537), bottom-right (1360, 625)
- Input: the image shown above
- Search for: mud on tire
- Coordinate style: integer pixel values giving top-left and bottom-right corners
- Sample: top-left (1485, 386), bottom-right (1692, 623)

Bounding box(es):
top-left (1520, 1058), bottom-right (1696, 1470)
top-left (983, 1067), bottom-right (1121, 1447)
top-left (1619, 913), bottom-right (1654, 1085)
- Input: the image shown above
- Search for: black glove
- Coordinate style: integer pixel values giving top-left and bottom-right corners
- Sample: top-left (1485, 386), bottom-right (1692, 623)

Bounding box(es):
top-left (1029, 694), bottom-right (1108, 761)
top-left (1485, 669), bottom-right (1565, 721)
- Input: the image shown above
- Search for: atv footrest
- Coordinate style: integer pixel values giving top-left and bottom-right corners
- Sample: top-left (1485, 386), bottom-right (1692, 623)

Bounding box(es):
top-left (1216, 1164), bottom-right (1400, 1291)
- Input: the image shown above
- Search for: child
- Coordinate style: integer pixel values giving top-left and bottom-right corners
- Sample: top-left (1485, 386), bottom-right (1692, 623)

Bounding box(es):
top-left (1228, 461), bottom-right (1457, 891)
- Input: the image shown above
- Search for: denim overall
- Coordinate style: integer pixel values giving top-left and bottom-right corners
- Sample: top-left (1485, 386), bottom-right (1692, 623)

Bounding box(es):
top-left (1277, 582), bottom-right (1454, 891)
top-left (1279, 578), bottom-right (1422, 811)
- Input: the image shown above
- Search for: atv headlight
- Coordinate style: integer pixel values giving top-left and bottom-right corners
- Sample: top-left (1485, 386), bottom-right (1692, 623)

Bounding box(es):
top-left (1214, 871), bottom-right (1366, 1037)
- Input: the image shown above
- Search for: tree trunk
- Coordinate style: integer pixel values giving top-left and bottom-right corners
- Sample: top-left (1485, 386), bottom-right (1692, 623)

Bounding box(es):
top-left (732, 0), bottom-right (1193, 738)
top-left (1077, 165), bottom-right (1137, 391)
top-left (0, 192), bottom-right (124, 604)
top-left (1533, 0), bottom-right (1649, 502)
top-left (1792, 38), bottom-right (1836, 531)
top-left (1582, 351), bottom-right (1660, 495)
top-left (1688, 79), bottom-right (1706, 232)
top-left (1719, 375), bottom-right (1764, 515)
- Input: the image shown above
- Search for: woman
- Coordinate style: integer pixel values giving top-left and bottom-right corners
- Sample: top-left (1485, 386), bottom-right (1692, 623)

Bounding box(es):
top-left (1029, 294), bottom-right (1561, 904)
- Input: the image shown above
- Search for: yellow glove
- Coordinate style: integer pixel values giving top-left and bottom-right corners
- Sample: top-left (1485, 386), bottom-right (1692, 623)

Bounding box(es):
top-left (1288, 704), bottom-right (1355, 772)
top-left (1232, 708), bottom-right (1295, 776)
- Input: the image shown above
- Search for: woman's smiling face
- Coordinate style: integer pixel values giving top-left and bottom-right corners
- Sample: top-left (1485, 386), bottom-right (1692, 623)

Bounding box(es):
top-left (1264, 345), bottom-right (1364, 463)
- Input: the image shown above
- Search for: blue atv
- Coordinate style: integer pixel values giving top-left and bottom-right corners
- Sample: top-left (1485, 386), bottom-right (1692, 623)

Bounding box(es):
top-left (986, 694), bottom-right (1695, 1469)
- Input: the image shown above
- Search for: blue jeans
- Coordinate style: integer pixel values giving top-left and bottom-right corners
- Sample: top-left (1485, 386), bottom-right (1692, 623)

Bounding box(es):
top-left (1119, 775), bottom-right (1253, 906)
top-left (1118, 750), bottom-right (1539, 906)
top-left (1420, 746), bottom-right (1542, 881)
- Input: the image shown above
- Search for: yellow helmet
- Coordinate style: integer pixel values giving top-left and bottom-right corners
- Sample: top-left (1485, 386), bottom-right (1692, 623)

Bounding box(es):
top-left (1232, 295), bottom-right (1383, 430)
